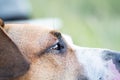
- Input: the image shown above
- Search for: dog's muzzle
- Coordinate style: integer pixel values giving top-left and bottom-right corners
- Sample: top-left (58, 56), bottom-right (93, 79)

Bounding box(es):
top-left (74, 45), bottom-right (120, 80)
top-left (62, 34), bottom-right (120, 80)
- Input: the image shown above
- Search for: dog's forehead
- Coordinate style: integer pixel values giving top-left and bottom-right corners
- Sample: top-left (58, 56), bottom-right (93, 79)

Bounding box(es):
top-left (5, 24), bottom-right (60, 37)
top-left (5, 24), bottom-right (58, 44)
top-left (5, 24), bottom-right (54, 34)
top-left (4, 24), bottom-right (60, 57)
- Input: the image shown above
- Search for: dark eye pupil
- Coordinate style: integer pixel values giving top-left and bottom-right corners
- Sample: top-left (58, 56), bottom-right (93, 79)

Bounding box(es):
top-left (57, 43), bottom-right (64, 50)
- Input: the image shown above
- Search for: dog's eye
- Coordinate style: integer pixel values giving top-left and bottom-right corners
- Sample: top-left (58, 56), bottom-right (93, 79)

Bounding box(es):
top-left (50, 42), bottom-right (64, 51)
top-left (46, 39), bottom-right (66, 54)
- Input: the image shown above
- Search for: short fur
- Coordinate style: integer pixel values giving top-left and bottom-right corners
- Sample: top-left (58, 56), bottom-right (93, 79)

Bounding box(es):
top-left (0, 19), bottom-right (120, 80)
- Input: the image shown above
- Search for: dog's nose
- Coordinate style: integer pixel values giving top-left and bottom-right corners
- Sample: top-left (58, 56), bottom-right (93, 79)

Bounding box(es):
top-left (102, 50), bottom-right (120, 72)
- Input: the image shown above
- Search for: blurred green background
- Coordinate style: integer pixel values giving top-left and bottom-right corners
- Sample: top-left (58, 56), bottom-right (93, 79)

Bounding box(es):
top-left (29, 0), bottom-right (120, 51)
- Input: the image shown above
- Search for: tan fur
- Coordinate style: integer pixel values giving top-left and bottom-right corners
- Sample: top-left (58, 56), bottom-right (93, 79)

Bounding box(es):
top-left (2, 24), bottom-right (83, 80)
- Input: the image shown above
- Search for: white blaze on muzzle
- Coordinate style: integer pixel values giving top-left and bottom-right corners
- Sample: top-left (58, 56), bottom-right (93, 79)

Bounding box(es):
top-left (74, 46), bottom-right (112, 80)
top-left (63, 34), bottom-right (120, 80)
top-left (74, 46), bottom-right (120, 80)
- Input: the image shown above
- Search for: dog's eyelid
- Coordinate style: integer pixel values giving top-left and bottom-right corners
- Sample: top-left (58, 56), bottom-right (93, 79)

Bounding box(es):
top-left (45, 38), bottom-right (67, 54)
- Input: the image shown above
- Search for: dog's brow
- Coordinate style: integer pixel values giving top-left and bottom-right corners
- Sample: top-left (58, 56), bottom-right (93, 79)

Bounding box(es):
top-left (50, 31), bottom-right (62, 39)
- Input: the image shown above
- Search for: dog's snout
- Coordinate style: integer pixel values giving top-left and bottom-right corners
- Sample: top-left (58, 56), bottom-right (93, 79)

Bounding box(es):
top-left (74, 45), bottom-right (120, 80)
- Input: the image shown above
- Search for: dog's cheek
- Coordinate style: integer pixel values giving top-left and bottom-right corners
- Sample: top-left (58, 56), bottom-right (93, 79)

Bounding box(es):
top-left (16, 49), bottom-right (84, 80)
top-left (64, 48), bottom-right (86, 80)
top-left (32, 51), bottom-right (83, 80)
top-left (21, 54), bottom-right (66, 80)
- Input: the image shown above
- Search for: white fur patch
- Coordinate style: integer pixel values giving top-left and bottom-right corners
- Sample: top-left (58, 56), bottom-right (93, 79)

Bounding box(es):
top-left (74, 46), bottom-right (114, 80)
top-left (63, 34), bottom-right (114, 80)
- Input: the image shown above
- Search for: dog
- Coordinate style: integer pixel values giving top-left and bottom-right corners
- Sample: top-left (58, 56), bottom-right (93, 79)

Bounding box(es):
top-left (0, 19), bottom-right (120, 80)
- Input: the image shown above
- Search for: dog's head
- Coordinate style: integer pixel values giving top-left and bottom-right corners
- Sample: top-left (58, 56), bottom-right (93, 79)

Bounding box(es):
top-left (0, 19), bottom-right (120, 80)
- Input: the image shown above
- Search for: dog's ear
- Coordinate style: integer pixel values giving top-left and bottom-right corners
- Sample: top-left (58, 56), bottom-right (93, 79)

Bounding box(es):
top-left (0, 25), bottom-right (30, 79)
top-left (0, 19), bottom-right (4, 28)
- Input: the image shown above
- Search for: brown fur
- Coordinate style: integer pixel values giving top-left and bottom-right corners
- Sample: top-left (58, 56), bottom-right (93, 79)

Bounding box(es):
top-left (0, 19), bottom-right (4, 27)
top-left (0, 22), bottom-right (84, 80)
top-left (0, 25), bottom-right (29, 80)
